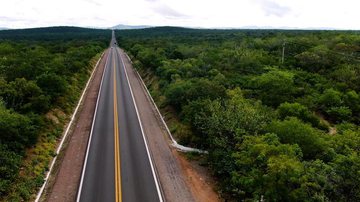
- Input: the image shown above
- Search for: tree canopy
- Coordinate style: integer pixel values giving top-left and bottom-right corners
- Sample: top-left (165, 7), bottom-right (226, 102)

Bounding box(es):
top-left (117, 27), bottom-right (360, 201)
top-left (0, 27), bottom-right (109, 200)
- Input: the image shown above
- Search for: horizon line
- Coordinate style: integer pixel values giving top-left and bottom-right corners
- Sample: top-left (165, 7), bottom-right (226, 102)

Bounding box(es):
top-left (1, 24), bottom-right (360, 31)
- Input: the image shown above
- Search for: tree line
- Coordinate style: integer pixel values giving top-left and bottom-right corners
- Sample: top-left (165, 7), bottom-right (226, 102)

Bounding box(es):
top-left (0, 27), bottom-right (110, 200)
top-left (117, 27), bottom-right (360, 201)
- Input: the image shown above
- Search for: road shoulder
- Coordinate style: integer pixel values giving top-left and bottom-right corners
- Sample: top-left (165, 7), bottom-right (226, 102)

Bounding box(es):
top-left (42, 49), bottom-right (109, 202)
top-left (119, 48), bottom-right (221, 202)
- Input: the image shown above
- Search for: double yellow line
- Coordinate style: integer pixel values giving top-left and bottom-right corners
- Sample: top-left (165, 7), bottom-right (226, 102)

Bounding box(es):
top-left (113, 49), bottom-right (122, 202)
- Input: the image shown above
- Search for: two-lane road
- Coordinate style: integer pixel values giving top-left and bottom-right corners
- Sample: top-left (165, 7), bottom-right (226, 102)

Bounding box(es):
top-left (77, 32), bottom-right (162, 202)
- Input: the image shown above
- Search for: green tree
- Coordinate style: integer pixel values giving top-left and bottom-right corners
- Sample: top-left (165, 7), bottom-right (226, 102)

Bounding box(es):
top-left (295, 45), bottom-right (334, 73)
top-left (0, 144), bottom-right (22, 195)
top-left (165, 78), bottom-right (225, 111)
top-left (330, 64), bottom-right (360, 91)
top-left (317, 88), bottom-right (353, 123)
top-left (277, 102), bottom-right (321, 128)
top-left (266, 117), bottom-right (326, 160)
top-left (326, 106), bottom-right (352, 123)
top-left (331, 153), bottom-right (360, 201)
top-left (137, 47), bottom-right (165, 70)
top-left (1, 78), bottom-right (50, 113)
top-left (36, 73), bottom-right (68, 101)
top-left (343, 90), bottom-right (360, 122)
top-left (299, 160), bottom-right (337, 201)
top-left (318, 88), bottom-right (343, 109)
top-left (0, 104), bottom-right (38, 152)
top-left (185, 88), bottom-right (272, 149)
top-left (230, 133), bottom-right (304, 201)
top-left (251, 69), bottom-right (296, 107)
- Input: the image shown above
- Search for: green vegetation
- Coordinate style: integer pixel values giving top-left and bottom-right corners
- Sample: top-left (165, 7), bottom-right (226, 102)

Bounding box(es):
top-left (0, 27), bottom-right (109, 200)
top-left (117, 27), bottom-right (360, 201)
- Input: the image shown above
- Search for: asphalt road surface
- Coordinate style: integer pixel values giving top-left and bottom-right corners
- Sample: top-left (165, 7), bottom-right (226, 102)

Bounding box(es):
top-left (77, 31), bottom-right (162, 202)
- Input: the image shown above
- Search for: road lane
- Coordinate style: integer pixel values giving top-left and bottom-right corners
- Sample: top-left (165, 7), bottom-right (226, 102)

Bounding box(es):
top-left (113, 50), bottom-right (122, 202)
top-left (77, 33), bottom-right (161, 202)
top-left (119, 49), bottom-right (196, 202)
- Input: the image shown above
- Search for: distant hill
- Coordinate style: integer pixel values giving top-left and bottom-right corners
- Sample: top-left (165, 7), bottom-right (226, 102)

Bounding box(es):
top-left (0, 26), bottom-right (110, 41)
top-left (111, 24), bottom-right (342, 31)
top-left (111, 24), bottom-right (151, 30)
top-left (0, 27), bottom-right (9, 30)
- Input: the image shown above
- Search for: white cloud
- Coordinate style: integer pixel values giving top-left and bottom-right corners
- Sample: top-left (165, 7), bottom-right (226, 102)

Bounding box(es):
top-left (254, 0), bottom-right (291, 17)
top-left (0, 0), bottom-right (359, 29)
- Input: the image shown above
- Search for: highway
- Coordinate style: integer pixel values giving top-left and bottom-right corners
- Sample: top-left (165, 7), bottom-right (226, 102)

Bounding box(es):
top-left (77, 31), bottom-right (162, 202)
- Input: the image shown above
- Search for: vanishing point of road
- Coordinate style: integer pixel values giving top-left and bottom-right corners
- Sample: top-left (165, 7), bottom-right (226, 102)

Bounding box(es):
top-left (77, 31), bottom-right (163, 202)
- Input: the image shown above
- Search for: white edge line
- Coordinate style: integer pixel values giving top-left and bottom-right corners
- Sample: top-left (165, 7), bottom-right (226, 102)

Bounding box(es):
top-left (117, 48), bottom-right (165, 202)
top-left (76, 49), bottom-right (110, 202)
top-left (35, 52), bottom-right (105, 202)
top-left (123, 52), bottom-right (207, 154)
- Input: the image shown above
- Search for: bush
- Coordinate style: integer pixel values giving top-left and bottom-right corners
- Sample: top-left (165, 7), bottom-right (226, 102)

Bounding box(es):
top-left (36, 73), bottom-right (68, 101)
top-left (0, 144), bottom-right (22, 195)
top-left (251, 69), bottom-right (296, 107)
top-left (0, 105), bottom-right (38, 152)
top-left (266, 117), bottom-right (326, 160)
top-left (318, 88), bottom-right (343, 109)
top-left (230, 133), bottom-right (304, 200)
top-left (277, 102), bottom-right (322, 128)
top-left (165, 78), bottom-right (226, 111)
top-left (326, 106), bottom-right (352, 123)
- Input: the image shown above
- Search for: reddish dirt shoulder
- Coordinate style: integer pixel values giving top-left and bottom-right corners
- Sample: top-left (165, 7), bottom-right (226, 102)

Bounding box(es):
top-left (175, 151), bottom-right (222, 202)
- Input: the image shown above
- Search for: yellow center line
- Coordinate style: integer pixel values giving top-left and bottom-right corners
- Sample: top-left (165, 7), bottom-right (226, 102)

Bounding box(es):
top-left (113, 49), bottom-right (122, 202)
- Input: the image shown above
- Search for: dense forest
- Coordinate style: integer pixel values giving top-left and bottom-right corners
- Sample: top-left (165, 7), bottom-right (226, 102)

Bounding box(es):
top-left (0, 27), bottom-right (109, 200)
top-left (116, 27), bottom-right (360, 201)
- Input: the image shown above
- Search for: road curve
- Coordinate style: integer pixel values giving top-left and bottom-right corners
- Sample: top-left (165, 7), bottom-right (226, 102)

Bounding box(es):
top-left (77, 31), bottom-right (162, 202)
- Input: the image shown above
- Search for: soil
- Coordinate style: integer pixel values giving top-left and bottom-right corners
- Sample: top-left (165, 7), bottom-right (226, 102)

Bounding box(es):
top-left (175, 152), bottom-right (222, 202)
top-left (329, 127), bottom-right (337, 135)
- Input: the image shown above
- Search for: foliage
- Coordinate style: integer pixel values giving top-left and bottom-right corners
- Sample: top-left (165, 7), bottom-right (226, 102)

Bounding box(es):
top-left (186, 88), bottom-right (272, 148)
top-left (0, 27), bottom-right (109, 200)
top-left (0, 103), bottom-right (38, 152)
top-left (0, 144), bottom-right (22, 195)
top-left (116, 27), bottom-right (360, 201)
top-left (277, 102), bottom-right (323, 129)
top-left (251, 68), bottom-right (296, 107)
top-left (165, 78), bottom-right (226, 111)
top-left (230, 134), bottom-right (304, 200)
top-left (266, 118), bottom-right (326, 160)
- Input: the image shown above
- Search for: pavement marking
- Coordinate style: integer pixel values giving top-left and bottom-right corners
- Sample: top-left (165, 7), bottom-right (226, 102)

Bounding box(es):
top-left (113, 49), bottom-right (122, 202)
top-left (76, 51), bottom-right (108, 202)
top-left (36, 52), bottom-right (105, 202)
top-left (116, 48), bottom-right (164, 202)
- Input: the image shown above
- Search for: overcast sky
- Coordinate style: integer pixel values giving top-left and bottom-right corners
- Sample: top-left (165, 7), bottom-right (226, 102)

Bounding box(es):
top-left (0, 0), bottom-right (359, 29)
